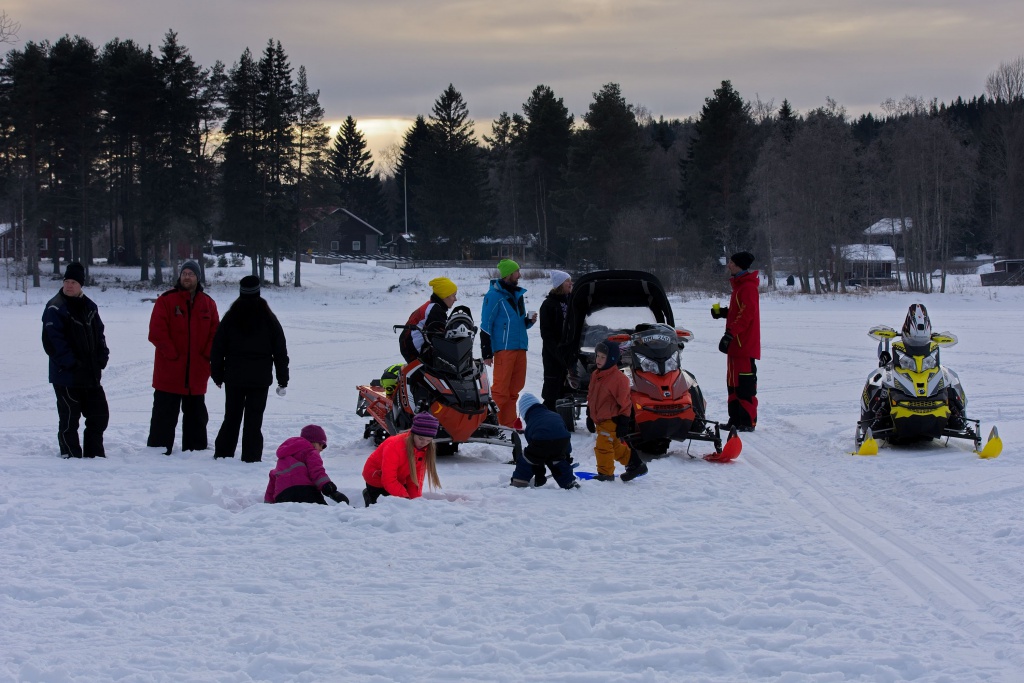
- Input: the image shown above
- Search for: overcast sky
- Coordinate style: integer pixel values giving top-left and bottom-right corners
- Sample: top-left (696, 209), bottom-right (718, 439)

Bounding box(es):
top-left (7, 0), bottom-right (1024, 157)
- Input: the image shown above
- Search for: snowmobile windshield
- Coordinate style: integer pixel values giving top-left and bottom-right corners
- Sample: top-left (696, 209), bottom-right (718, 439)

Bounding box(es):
top-left (580, 307), bottom-right (655, 351)
top-left (901, 304), bottom-right (932, 347)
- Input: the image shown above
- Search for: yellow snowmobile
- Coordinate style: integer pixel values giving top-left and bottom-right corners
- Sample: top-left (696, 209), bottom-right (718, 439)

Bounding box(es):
top-left (855, 303), bottom-right (1001, 458)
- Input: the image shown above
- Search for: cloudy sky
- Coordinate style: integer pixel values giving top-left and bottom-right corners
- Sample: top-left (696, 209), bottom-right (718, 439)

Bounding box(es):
top-left (7, 0), bottom-right (1024, 157)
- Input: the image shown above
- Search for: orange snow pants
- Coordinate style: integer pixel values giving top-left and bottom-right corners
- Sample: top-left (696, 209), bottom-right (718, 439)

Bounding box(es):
top-left (492, 349), bottom-right (528, 427)
top-left (594, 418), bottom-right (631, 477)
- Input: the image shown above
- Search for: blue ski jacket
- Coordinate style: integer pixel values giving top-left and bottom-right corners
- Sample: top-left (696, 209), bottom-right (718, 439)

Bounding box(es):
top-left (480, 279), bottom-right (534, 357)
top-left (521, 403), bottom-right (572, 463)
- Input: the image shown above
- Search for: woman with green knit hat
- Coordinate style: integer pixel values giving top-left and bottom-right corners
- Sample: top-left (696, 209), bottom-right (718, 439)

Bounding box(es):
top-left (480, 258), bottom-right (537, 427)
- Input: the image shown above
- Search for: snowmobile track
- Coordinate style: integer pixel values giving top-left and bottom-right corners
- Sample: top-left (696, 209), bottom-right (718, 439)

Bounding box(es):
top-left (742, 432), bottom-right (1024, 667)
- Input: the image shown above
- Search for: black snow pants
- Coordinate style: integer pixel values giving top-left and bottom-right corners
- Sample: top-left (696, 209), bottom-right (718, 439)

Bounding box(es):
top-left (214, 384), bottom-right (270, 461)
top-left (147, 389), bottom-right (209, 454)
top-left (54, 384), bottom-right (109, 458)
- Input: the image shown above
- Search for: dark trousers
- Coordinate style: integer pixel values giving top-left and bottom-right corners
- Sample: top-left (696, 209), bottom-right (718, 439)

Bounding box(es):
top-left (541, 352), bottom-right (568, 410)
top-left (54, 385), bottom-right (109, 458)
top-left (214, 384), bottom-right (269, 461)
top-left (362, 485), bottom-right (391, 506)
top-left (147, 389), bottom-right (209, 453)
top-left (727, 357), bottom-right (758, 428)
top-left (274, 485), bottom-right (326, 505)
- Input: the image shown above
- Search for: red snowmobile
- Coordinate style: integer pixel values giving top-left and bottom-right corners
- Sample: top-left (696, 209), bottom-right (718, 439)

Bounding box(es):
top-left (557, 270), bottom-right (740, 462)
top-left (356, 306), bottom-right (518, 455)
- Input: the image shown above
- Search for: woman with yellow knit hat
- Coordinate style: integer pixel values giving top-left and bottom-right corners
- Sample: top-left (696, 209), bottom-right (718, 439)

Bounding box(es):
top-left (399, 277), bottom-right (458, 363)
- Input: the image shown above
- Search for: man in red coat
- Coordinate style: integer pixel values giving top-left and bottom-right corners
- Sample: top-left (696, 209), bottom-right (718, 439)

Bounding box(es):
top-left (146, 260), bottom-right (220, 454)
top-left (711, 251), bottom-right (760, 431)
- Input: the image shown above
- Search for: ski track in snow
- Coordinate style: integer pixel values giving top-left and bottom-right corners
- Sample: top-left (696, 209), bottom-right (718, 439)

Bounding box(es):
top-left (743, 429), bottom-right (1023, 669)
top-left (2, 263), bottom-right (1023, 682)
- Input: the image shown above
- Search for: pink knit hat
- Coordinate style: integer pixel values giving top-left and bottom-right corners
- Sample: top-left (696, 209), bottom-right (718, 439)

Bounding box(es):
top-left (300, 424), bottom-right (327, 445)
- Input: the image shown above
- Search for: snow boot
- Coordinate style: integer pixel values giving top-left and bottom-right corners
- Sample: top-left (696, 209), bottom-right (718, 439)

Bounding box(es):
top-left (620, 448), bottom-right (648, 482)
top-left (592, 473), bottom-right (616, 482)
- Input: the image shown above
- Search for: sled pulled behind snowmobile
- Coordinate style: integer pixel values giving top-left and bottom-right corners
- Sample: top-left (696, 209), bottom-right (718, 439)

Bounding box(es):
top-left (356, 306), bottom-right (516, 454)
top-left (854, 303), bottom-right (1001, 458)
top-left (555, 270), bottom-right (735, 458)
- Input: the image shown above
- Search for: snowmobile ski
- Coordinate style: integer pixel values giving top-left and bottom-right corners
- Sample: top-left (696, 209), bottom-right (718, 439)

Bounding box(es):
top-left (976, 426), bottom-right (1002, 459)
top-left (703, 428), bottom-right (742, 462)
top-left (854, 427), bottom-right (879, 456)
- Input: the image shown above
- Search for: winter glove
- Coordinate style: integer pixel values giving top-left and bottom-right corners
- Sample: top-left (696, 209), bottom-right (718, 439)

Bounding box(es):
top-left (321, 482), bottom-right (350, 505)
top-left (711, 304), bottom-right (729, 320)
top-left (718, 332), bottom-right (734, 354)
top-left (275, 386), bottom-right (287, 397)
top-left (612, 415), bottom-right (631, 441)
top-left (878, 351), bottom-right (891, 367)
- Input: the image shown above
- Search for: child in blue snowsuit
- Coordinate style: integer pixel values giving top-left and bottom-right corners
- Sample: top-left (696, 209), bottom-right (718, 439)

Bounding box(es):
top-left (510, 393), bottom-right (579, 489)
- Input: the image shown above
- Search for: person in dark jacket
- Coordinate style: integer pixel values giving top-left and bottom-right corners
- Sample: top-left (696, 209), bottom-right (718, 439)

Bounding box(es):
top-left (41, 262), bottom-right (110, 458)
top-left (510, 393), bottom-right (578, 489)
top-left (265, 425), bottom-right (349, 505)
top-left (211, 276), bottom-right (289, 462)
top-left (146, 260), bottom-right (220, 454)
top-left (539, 270), bottom-right (572, 410)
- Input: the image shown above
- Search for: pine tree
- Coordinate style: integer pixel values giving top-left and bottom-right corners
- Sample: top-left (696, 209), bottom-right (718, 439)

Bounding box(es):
top-left (679, 79), bottom-right (756, 260)
top-left (556, 83), bottom-right (647, 265)
top-left (46, 35), bottom-right (101, 274)
top-left (292, 65), bottom-right (331, 287)
top-left (98, 38), bottom-right (161, 276)
top-left (0, 40), bottom-right (50, 286)
top-left (519, 85), bottom-right (573, 257)
top-left (413, 84), bottom-right (491, 257)
top-left (329, 115), bottom-right (387, 228)
top-left (393, 115), bottom-right (431, 243)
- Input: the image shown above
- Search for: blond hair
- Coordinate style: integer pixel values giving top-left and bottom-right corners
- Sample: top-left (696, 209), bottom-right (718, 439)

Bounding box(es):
top-left (405, 431), bottom-right (441, 491)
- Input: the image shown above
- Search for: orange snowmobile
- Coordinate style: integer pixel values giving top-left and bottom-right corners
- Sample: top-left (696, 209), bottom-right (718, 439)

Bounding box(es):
top-left (557, 270), bottom-right (740, 462)
top-left (356, 306), bottom-right (519, 455)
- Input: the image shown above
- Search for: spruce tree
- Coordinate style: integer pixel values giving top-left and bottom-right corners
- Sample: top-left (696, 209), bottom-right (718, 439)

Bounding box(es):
top-left (413, 84), bottom-right (491, 257)
top-left (293, 65), bottom-right (331, 286)
top-left (329, 115), bottom-right (387, 228)
top-left (679, 79), bottom-right (756, 260)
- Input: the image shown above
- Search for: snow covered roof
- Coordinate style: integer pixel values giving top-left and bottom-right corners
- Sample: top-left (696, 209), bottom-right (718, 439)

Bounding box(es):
top-left (840, 243), bottom-right (897, 261)
top-left (864, 218), bottom-right (911, 236)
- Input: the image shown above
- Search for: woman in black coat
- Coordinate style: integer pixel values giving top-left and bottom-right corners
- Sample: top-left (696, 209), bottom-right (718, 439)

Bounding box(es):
top-left (211, 276), bottom-right (289, 462)
top-left (539, 270), bottom-right (572, 410)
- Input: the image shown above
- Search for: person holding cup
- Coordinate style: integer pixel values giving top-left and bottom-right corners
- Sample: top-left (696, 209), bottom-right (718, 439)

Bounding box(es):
top-left (480, 258), bottom-right (536, 428)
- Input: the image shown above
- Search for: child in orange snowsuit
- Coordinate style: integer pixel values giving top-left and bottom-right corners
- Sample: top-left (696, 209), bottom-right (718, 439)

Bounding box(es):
top-left (587, 340), bottom-right (646, 481)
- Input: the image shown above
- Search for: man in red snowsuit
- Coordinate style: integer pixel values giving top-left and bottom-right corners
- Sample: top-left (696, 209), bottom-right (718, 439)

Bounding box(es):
top-left (146, 260), bottom-right (220, 454)
top-left (712, 251), bottom-right (760, 431)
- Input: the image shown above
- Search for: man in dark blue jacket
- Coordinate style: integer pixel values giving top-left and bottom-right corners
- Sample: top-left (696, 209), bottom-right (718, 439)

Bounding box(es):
top-left (41, 262), bottom-right (110, 458)
top-left (510, 393), bottom-right (578, 489)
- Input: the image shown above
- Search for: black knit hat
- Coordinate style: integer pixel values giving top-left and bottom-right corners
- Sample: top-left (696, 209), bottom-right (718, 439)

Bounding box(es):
top-left (730, 251), bottom-right (755, 271)
top-left (63, 262), bottom-right (86, 286)
top-left (239, 275), bottom-right (261, 296)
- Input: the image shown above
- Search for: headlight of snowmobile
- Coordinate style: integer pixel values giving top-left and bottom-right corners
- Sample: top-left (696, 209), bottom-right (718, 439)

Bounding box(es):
top-left (921, 353), bottom-right (938, 370)
top-left (635, 353), bottom-right (660, 374)
top-left (664, 354), bottom-right (679, 372)
top-left (898, 354), bottom-right (917, 371)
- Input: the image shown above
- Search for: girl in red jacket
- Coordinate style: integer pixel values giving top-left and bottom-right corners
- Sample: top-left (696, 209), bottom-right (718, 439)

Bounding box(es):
top-left (362, 412), bottom-right (441, 506)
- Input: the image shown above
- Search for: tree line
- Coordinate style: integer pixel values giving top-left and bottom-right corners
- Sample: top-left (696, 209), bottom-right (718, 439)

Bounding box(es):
top-left (1, 29), bottom-right (1022, 293)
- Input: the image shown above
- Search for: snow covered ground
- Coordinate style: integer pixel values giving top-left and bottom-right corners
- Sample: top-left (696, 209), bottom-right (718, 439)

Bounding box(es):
top-left (1, 261), bottom-right (1022, 682)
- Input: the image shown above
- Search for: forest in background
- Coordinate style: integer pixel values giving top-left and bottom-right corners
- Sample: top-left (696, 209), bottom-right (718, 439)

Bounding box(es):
top-left (2, 21), bottom-right (1022, 293)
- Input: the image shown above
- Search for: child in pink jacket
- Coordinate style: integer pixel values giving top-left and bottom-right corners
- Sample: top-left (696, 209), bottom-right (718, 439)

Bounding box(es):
top-left (265, 425), bottom-right (349, 505)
